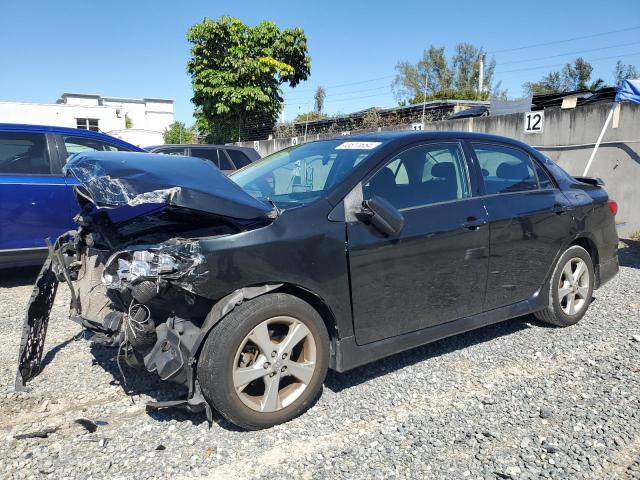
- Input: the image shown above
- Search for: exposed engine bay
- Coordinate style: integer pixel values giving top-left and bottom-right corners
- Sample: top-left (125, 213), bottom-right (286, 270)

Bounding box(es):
top-left (16, 187), bottom-right (277, 420)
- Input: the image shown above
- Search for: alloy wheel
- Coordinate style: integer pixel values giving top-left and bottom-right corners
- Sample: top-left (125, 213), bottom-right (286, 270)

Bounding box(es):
top-left (558, 257), bottom-right (590, 316)
top-left (232, 316), bottom-right (317, 412)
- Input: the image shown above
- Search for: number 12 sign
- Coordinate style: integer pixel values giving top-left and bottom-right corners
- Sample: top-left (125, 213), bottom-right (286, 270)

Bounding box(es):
top-left (524, 111), bottom-right (544, 133)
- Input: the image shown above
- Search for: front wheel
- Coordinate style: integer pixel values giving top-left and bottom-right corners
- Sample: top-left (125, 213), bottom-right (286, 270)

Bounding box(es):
top-left (534, 245), bottom-right (594, 327)
top-left (197, 293), bottom-right (329, 430)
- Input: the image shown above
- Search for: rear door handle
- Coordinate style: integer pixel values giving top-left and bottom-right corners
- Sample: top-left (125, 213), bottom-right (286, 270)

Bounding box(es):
top-left (461, 217), bottom-right (487, 230)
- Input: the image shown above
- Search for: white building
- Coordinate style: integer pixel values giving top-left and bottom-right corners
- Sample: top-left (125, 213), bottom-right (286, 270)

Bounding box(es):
top-left (0, 93), bottom-right (175, 147)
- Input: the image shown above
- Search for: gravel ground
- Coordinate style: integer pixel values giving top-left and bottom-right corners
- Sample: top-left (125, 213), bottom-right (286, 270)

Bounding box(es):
top-left (1, 241), bottom-right (639, 480)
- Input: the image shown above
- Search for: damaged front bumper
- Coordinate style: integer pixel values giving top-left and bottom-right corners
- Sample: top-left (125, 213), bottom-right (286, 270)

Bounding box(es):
top-left (15, 232), bottom-right (214, 419)
top-left (15, 256), bottom-right (59, 390)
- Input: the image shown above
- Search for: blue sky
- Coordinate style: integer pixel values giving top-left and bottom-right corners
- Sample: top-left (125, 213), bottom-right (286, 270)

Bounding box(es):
top-left (1, 0), bottom-right (639, 123)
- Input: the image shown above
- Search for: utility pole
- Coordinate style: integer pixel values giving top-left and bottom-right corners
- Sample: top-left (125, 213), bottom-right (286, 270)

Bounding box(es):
top-left (304, 104), bottom-right (310, 142)
top-left (478, 56), bottom-right (484, 96)
top-left (420, 73), bottom-right (428, 128)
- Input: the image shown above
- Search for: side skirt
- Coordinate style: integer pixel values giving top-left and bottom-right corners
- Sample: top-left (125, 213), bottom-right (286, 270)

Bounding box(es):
top-left (331, 293), bottom-right (546, 373)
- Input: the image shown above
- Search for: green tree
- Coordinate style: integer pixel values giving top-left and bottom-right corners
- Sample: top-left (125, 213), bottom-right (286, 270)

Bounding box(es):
top-left (293, 111), bottom-right (327, 122)
top-left (392, 44), bottom-right (498, 104)
top-left (614, 60), bottom-right (639, 85)
top-left (523, 71), bottom-right (563, 95)
top-left (186, 16), bottom-right (311, 143)
top-left (361, 109), bottom-right (382, 130)
top-left (314, 85), bottom-right (326, 113)
top-left (562, 57), bottom-right (604, 90)
top-left (524, 58), bottom-right (607, 95)
top-left (163, 121), bottom-right (196, 144)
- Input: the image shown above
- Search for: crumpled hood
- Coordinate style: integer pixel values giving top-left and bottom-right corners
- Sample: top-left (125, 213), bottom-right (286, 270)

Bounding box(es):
top-left (64, 151), bottom-right (274, 220)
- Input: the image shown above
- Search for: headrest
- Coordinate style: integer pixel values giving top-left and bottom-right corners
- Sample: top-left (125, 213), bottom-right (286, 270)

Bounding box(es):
top-left (496, 162), bottom-right (528, 180)
top-left (370, 166), bottom-right (395, 186)
top-left (431, 162), bottom-right (456, 179)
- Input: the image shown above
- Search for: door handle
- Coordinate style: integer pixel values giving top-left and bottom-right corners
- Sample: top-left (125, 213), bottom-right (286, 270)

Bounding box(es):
top-left (461, 217), bottom-right (486, 230)
top-left (552, 204), bottom-right (569, 214)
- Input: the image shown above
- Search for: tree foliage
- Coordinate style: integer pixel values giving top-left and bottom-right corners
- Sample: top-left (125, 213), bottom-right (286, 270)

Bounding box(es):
top-left (524, 58), bottom-right (606, 95)
top-left (186, 16), bottom-right (311, 143)
top-left (314, 85), bottom-right (326, 113)
top-left (614, 60), bottom-right (639, 85)
top-left (392, 44), bottom-right (501, 104)
top-left (163, 121), bottom-right (197, 144)
top-left (293, 111), bottom-right (327, 123)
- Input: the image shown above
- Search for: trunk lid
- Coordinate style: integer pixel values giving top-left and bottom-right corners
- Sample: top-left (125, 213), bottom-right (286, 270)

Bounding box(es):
top-left (64, 151), bottom-right (274, 220)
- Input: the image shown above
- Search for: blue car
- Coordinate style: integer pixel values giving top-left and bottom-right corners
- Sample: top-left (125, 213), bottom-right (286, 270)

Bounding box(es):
top-left (0, 123), bottom-right (142, 268)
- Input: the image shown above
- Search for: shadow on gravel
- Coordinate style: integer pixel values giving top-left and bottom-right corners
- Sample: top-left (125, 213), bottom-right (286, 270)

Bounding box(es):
top-left (84, 334), bottom-right (323, 431)
top-left (87, 342), bottom-right (211, 427)
top-left (325, 315), bottom-right (538, 393)
top-left (39, 335), bottom-right (79, 371)
top-left (619, 238), bottom-right (640, 269)
top-left (0, 266), bottom-right (41, 288)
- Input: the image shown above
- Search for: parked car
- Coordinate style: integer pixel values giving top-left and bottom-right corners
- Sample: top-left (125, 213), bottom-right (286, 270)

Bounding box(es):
top-left (18, 131), bottom-right (619, 430)
top-left (145, 144), bottom-right (260, 173)
top-left (0, 123), bottom-right (143, 268)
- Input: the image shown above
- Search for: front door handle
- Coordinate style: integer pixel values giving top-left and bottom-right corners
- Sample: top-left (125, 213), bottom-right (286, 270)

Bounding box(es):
top-left (461, 216), bottom-right (487, 230)
top-left (552, 204), bottom-right (569, 214)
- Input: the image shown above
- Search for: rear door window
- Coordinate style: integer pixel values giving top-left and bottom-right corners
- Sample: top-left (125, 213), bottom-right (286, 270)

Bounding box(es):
top-left (217, 151), bottom-right (234, 170)
top-left (472, 143), bottom-right (538, 194)
top-left (0, 132), bottom-right (51, 174)
top-left (226, 149), bottom-right (252, 168)
top-left (191, 147), bottom-right (234, 170)
top-left (156, 147), bottom-right (186, 156)
top-left (63, 136), bottom-right (129, 157)
top-left (190, 147), bottom-right (218, 165)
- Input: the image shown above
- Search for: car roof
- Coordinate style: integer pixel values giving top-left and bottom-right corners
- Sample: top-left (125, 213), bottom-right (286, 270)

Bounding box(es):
top-left (326, 130), bottom-right (536, 151)
top-left (0, 123), bottom-right (141, 150)
top-left (147, 144), bottom-right (253, 151)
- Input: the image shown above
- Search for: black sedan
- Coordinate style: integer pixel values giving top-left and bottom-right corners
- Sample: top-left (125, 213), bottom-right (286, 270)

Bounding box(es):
top-left (17, 131), bottom-right (619, 430)
top-left (144, 143), bottom-right (260, 173)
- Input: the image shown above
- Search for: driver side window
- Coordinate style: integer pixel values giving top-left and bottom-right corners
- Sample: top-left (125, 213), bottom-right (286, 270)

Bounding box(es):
top-left (364, 142), bottom-right (470, 210)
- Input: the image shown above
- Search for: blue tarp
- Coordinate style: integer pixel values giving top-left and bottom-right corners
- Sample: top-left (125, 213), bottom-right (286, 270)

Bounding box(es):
top-left (615, 79), bottom-right (640, 104)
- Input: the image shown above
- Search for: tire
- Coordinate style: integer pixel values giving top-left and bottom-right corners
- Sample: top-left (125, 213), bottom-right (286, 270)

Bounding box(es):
top-left (197, 293), bottom-right (329, 430)
top-left (534, 245), bottom-right (594, 327)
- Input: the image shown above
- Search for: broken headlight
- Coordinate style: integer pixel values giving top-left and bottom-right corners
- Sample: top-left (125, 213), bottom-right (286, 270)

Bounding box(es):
top-left (103, 250), bottom-right (179, 288)
top-left (130, 250), bottom-right (178, 278)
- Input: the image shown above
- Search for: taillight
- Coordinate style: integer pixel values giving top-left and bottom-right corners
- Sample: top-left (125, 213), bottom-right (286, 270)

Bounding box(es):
top-left (607, 199), bottom-right (618, 216)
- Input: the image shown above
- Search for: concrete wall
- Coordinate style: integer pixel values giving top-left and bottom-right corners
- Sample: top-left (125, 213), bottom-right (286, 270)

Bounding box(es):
top-left (238, 102), bottom-right (640, 236)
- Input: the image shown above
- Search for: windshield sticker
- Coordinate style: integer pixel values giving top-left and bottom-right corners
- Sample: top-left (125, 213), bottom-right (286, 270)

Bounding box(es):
top-left (335, 141), bottom-right (382, 150)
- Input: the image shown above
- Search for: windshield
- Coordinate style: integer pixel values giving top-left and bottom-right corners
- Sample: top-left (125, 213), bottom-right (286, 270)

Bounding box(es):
top-left (230, 139), bottom-right (383, 207)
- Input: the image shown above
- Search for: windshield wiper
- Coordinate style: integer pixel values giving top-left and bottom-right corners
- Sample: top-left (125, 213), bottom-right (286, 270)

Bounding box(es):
top-left (265, 197), bottom-right (282, 218)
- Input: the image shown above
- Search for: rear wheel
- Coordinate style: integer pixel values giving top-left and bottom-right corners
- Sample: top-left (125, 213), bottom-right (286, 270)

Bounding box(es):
top-left (197, 293), bottom-right (329, 430)
top-left (534, 245), bottom-right (594, 327)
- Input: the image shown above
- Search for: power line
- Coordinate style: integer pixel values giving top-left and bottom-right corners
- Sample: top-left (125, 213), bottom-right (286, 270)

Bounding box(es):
top-left (283, 75), bottom-right (395, 94)
top-left (498, 40), bottom-right (640, 65)
top-left (285, 85), bottom-right (391, 102)
top-left (495, 51), bottom-right (640, 75)
top-left (488, 25), bottom-right (640, 54)
top-left (285, 91), bottom-right (394, 107)
top-left (285, 39), bottom-right (640, 104)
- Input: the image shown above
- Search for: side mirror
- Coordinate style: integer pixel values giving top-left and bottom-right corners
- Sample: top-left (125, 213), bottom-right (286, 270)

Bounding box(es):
top-left (357, 196), bottom-right (404, 236)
